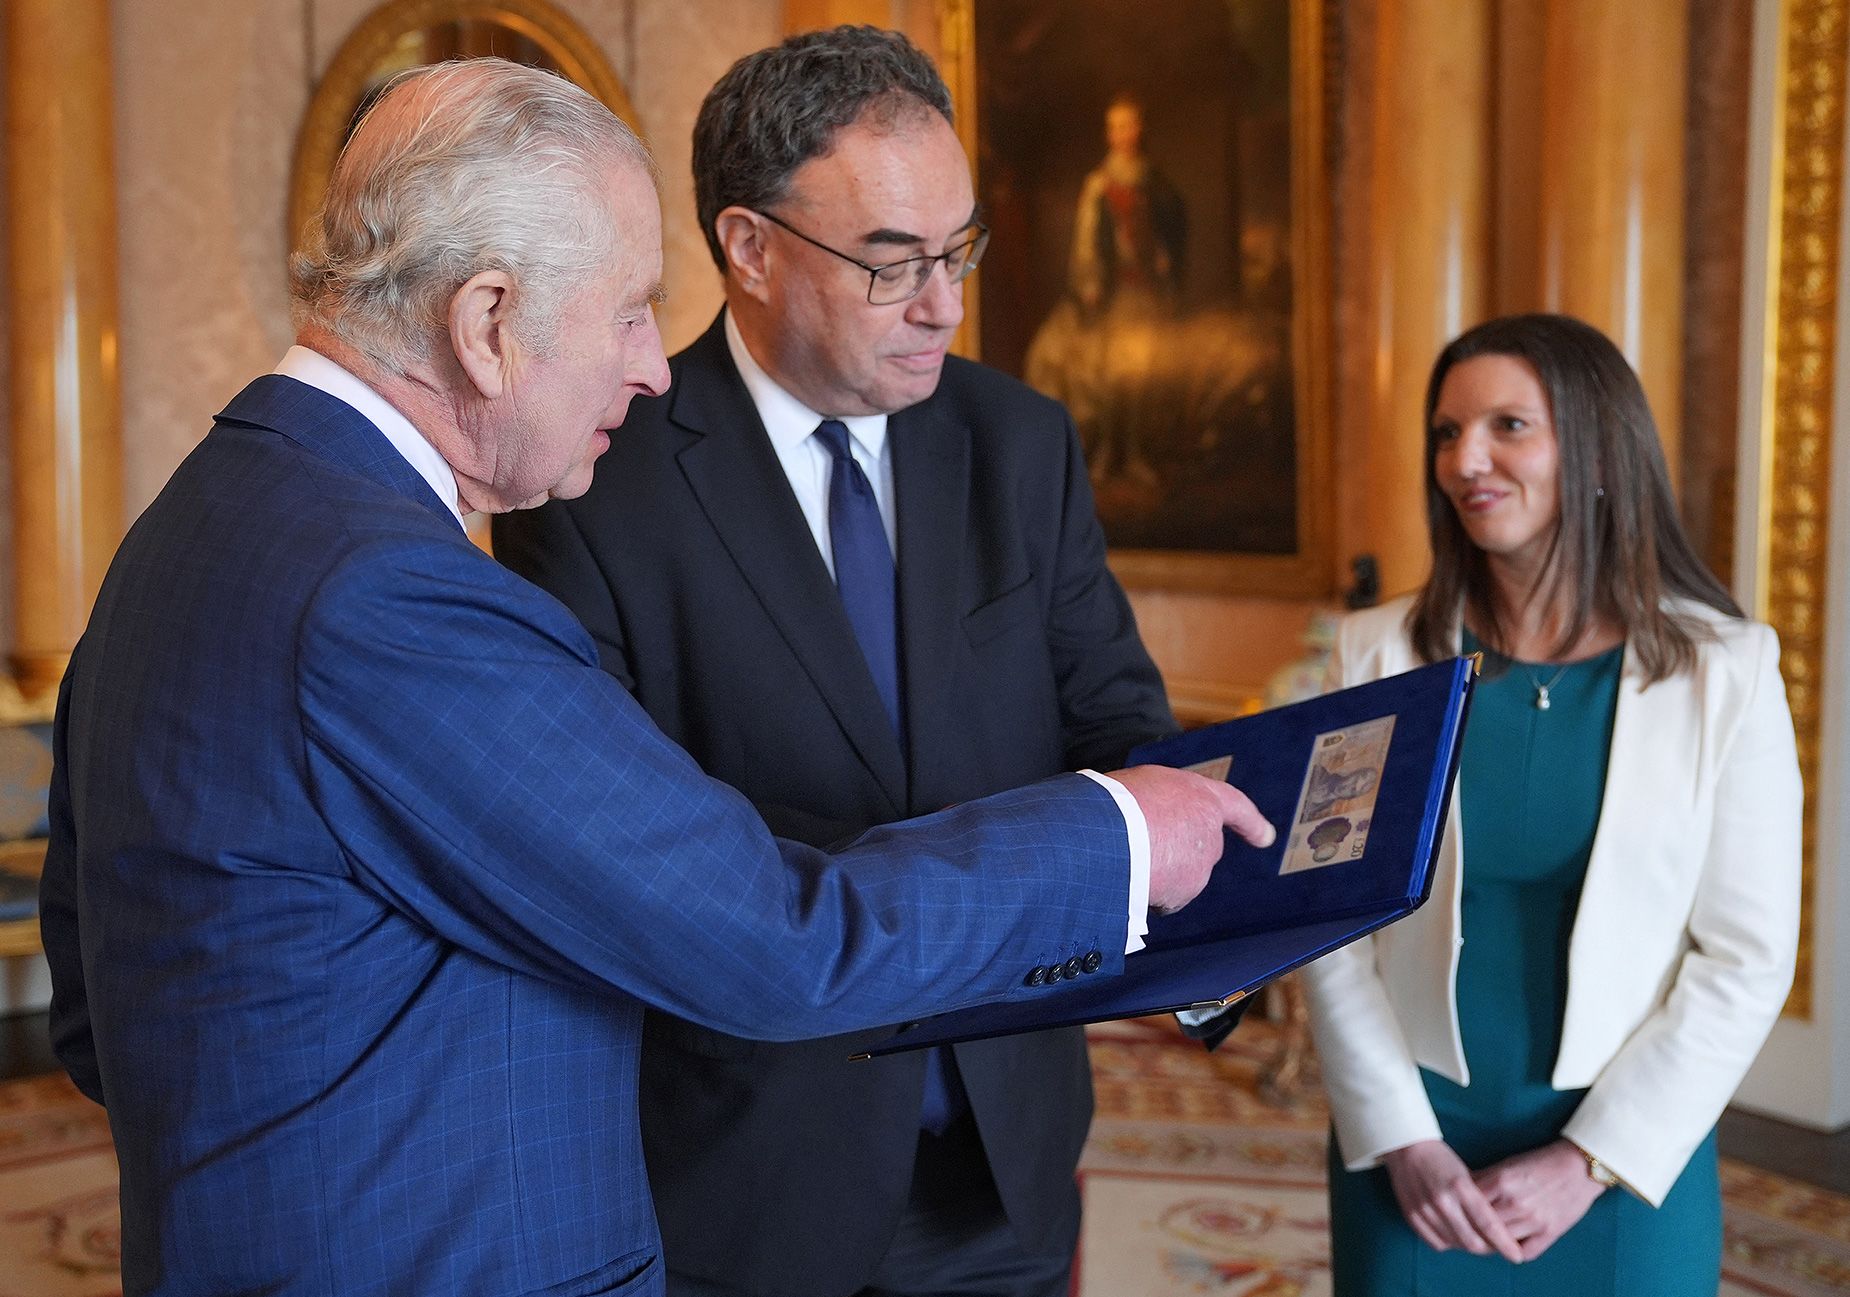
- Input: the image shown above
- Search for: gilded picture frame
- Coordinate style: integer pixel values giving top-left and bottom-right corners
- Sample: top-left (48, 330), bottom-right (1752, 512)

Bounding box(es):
top-left (941, 0), bottom-right (1335, 597)
top-left (288, 0), bottom-right (638, 257)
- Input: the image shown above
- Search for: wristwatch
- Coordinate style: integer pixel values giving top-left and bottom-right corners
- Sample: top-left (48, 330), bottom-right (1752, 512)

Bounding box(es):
top-left (1578, 1146), bottom-right (1620, 1187)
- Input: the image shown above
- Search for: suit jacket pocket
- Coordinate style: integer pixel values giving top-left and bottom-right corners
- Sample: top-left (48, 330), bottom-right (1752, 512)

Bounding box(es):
top-left (964, 578), bottom-right (1037, 648)
top-left (529, 1248), bottom-right (658, 1297)
top-left (645, 1008), bottom-right (760, 1061)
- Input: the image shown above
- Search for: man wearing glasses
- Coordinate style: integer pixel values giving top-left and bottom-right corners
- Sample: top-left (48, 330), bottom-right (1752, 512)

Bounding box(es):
top-left (494, 26), bottom-right (1177, 1297)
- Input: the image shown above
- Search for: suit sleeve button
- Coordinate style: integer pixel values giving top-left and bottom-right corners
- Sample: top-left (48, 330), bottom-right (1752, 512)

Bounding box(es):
top-left (1062, 957), bottom-right (1083, 980)
top-left (1024, 965), bottom-right (1046, 987)
top-left (1081, 949), bottom-right (1103, 974)
top-left (1045, 962), bottom-right (1064, 984)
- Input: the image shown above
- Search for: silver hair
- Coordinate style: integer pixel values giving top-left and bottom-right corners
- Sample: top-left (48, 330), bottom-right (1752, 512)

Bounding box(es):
top-left (289, 58), bottom-right (655, 368)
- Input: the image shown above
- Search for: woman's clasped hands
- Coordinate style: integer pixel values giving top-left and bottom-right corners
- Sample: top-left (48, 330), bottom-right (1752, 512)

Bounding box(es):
top-left (1381, 1138), bottom-right (1607, 1264)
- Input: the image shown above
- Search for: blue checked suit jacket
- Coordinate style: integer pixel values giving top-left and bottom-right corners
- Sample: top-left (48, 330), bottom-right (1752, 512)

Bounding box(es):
top-left (37, 374), bottom-right (1132, 1297)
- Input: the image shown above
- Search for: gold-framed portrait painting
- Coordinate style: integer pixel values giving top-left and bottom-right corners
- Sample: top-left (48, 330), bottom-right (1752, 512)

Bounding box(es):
top-left (941, 0), bottom-right (1334, 596)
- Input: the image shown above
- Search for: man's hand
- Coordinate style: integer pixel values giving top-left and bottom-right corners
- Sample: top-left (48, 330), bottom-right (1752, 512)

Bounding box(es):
top-left (1107, 765), bottom-right (1275, 913)
top-left (1474, 1139), bottom-right (1607, 1261)
top-left (1380, 1139), bottom-right (1525, 1262)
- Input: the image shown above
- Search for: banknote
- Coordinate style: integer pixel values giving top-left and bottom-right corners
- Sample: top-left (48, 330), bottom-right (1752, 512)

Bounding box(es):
top-left (1279, 715), bottom-right (1396, 874)
top-left (1184, 754), bottom-right (1233, 783)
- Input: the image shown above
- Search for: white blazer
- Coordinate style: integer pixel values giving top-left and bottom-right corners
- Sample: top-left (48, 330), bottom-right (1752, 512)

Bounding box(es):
top-left (1302, 594), bottom-right (1801, 1206)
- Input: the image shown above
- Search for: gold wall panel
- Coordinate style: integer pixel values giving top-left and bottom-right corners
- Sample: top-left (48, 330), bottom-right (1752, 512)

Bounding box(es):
top-left (1365, 0), bottom-right (1493, 599)
top-left (1533, 0), bottom-right (1688, 470)
top-left (1756, 0), bottom-right (1843, 1019)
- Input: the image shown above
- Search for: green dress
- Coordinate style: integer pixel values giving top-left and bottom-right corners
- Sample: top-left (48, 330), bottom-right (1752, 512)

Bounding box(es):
top-left (1326, 635), bottom-right (1722, 1296)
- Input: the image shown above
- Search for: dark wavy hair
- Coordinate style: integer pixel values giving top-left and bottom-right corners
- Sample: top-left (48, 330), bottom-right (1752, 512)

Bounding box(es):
top-left (691, 26), bottom-right (953, 270)
top-left (1406, 313), bottom-right (1740, 683)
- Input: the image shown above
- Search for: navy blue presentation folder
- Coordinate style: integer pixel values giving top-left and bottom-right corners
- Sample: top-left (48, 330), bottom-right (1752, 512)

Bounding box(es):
top-left (866, 655), bottom-right (1476, 1055)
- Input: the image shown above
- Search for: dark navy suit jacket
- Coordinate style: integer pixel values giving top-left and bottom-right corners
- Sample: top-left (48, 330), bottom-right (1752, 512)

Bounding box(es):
top-left (493, 316), bottom-right (1175, 1294)
top-left (38, 374), bottom-right (1132, 1297)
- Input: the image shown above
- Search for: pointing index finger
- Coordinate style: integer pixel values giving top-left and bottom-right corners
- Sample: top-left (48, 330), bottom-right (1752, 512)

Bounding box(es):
top-left (1212, 781), bottom-right (1276, 849)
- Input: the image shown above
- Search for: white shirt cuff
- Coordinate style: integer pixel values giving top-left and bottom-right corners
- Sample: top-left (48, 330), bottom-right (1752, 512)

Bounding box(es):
top-left (1078, 769), bottom-right (1150, 954)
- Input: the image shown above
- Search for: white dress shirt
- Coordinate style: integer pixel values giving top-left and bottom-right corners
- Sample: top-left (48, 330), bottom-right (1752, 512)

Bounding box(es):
top-left (724, 311), bottom-right (897, 570)
top-left (722, 314), bottom-right (1153, 951)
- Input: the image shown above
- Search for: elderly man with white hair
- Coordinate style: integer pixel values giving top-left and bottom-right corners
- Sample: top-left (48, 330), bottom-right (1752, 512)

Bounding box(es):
top-left (37, 59), bottom-right (1269, 1296)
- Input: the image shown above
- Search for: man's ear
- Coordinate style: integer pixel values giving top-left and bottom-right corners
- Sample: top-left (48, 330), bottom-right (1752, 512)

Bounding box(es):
top-left (448, 269), bottom-right (518, 399)
top-left (715, 207), bottom-right (772, 302)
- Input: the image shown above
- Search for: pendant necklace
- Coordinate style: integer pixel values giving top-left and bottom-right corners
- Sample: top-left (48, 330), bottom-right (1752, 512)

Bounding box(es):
top-left (1526, 662), bottom-right (1571, 711)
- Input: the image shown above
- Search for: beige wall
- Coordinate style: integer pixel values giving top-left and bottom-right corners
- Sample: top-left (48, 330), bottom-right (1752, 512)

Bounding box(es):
top-left (110, 0), bottom-right (778, 522)
top-left (114, 0), bottom-right (304, 521)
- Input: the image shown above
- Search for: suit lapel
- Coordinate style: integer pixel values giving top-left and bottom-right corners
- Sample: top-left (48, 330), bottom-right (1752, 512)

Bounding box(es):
top-left (891, 398), bottom-right (970, 807)
top-left (1574, 643), bottom-right (1692, 926)
top-left (670, 319), bottom-right (908, 813)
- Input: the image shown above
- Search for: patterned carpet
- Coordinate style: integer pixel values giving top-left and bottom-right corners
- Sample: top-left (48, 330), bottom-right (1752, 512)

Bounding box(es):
top-left (1077, 1016), bottom-right (1850, 1296)
top-left (0, 1074), bottom-right (118, 1295)
top-left (0, 1020), bottom-right (1845, 1295)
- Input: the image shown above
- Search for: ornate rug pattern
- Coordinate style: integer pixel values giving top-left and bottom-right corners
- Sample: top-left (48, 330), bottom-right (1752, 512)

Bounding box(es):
top-left (1076, 1017), bottom-right (1850, 1296)
top-left (0, 1074), bottom-right (118, 1296)
top-left (0, 1019), bottom-right (1844, 1295)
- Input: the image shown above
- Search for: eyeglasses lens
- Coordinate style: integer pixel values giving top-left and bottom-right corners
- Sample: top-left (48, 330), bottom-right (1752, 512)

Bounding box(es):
top-left (867, 229), bottom-right (990, 305)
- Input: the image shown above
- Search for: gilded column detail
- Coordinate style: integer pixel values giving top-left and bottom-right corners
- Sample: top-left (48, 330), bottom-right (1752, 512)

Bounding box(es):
top-left (5, 0), bottom-right (123, 703)
top-left (1759, 0), bottom-right (1844, 1019)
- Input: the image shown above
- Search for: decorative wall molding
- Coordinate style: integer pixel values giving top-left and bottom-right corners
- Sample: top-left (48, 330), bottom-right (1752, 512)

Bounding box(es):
top-left (1750, 0), bottom-right (1844, 1019)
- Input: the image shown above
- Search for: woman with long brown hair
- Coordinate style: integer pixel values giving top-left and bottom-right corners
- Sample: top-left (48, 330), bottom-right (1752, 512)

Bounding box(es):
top-left (1303, 314), bottom-right (1801, 1294)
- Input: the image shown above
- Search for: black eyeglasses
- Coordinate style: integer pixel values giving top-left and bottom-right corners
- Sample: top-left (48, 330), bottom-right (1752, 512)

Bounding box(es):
top-left (755, 210), bottom-right (989, 305)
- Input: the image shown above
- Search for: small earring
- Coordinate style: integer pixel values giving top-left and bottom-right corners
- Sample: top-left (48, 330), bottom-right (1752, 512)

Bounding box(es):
top-left (1594, 485), bottom-right (1606, 499)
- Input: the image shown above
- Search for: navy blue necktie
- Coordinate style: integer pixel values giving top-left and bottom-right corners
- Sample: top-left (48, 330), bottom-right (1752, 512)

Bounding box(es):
top-left (815, 420), bottom-right (904, 742)
top-left (815, 420), bottom-right (964, 1133)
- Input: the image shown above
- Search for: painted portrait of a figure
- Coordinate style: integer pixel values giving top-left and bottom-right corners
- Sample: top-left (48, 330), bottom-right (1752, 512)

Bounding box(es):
top-left (972, 0), bottom-right (1304, 559)
top-left (1025, 93), bottom-right (1189, 490)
